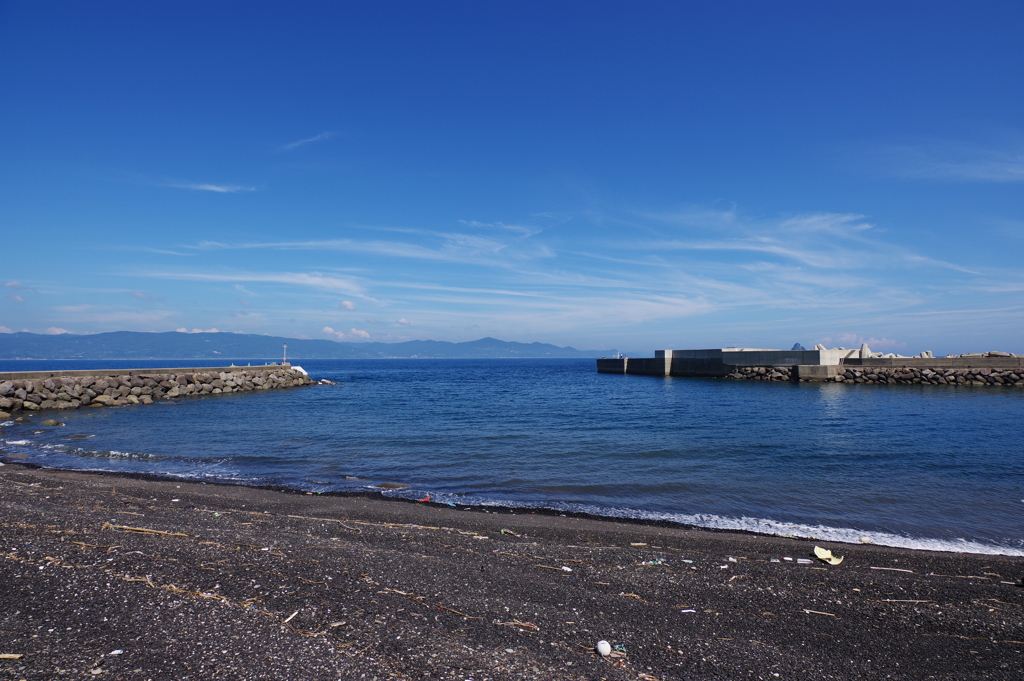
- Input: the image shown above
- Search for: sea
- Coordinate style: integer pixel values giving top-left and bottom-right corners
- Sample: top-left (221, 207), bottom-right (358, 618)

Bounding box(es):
top-left (2, 358), bottom-right (1022, 556)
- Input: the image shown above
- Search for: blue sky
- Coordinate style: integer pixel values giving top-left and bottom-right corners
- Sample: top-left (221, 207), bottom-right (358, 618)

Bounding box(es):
top-left (1, 1), bottom-right (1022, 355)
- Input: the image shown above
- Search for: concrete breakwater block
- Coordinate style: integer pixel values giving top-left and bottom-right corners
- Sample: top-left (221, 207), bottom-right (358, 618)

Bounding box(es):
top-left (0, 366), bottom-right (316, 412)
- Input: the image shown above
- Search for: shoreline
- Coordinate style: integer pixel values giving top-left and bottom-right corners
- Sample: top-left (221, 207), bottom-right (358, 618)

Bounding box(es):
top-left (2, 462), bottom-right (1022, 680)
top-left (4, 457), bottom-right (1022, 559)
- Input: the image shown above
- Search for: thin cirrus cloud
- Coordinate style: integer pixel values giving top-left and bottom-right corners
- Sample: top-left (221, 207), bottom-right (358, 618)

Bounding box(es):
top-left (141, 270), bottom-right (366, 296)
top-left (166, 182), bottom-right (256, 193)
top-left (6, 294), bottom-right (24, 303)
top-left (130, 290), bottom-right (162, 301)
top-left (872, 140), bottom-right (1024, 183)
top-left (280, 131), bottom-right (336, 151)
top-left (635, 210), bottom-right (975, 273)
top-left (186, 223), bottom-right (550, 266)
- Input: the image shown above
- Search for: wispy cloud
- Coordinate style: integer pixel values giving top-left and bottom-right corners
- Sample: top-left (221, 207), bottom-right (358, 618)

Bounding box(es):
top-left (4, 281), bottom-right (25, 289)
top-left (459, 219), bottom-right (542, 237)
top-left (281, 132), bottom-right (336, 151)
top-left (141, 270), bottom-right (366, 296)
top-left (322, 326), bottom-right (370, 341)
top-left (167, 182), bottom-right (256, 193)
top-left (6, 294), bottom-right (24, 303)
top-left (44, 327), bottom-right (70, 335)
top-left (0, 326), bottom-right (13, 334)
top-left (130, 290), bottom-right (163, 301)
top-left (338, 300), bottom-right (356, 310)
top-left (54, 305), bottom-right (98, 312)
top-left (873, 139), bottom-right (1024, 183)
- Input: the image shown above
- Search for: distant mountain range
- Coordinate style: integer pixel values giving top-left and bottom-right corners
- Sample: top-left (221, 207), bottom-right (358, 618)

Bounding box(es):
top-left (0, 331), bottom-right (619, 360)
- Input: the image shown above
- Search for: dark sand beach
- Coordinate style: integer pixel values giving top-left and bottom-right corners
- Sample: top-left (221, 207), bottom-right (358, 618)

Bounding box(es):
top-left (1, 463), bottom-right (1021, 680)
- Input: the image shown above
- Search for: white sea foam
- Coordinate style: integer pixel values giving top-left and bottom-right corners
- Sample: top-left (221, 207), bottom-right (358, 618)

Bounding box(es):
top-left (5, 439), bottom-right (32, 446)
top-left (405, 491), bottom-right (1024, 557)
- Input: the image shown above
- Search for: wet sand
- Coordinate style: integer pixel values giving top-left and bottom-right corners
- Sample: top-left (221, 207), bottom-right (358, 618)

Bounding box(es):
top-left (1, 463), bottom-right (1021, 680)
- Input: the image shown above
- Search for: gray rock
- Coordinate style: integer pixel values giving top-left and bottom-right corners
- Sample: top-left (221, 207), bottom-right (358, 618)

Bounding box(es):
top-left (0, 410), bottom-right (10, 419)
top-left (0, 381), bottom-right (13, 396)
top-left (21, 401), bottom-right (39, 410)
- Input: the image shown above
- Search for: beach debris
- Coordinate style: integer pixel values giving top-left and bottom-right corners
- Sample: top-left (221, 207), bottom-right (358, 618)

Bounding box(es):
top-left (379, 588), bottom-right (482, 619)
top-left (630, 542), bottom-right (647, 546)
top-left (770, 558), bottom-right (781, 563)
top-left (499, 528), bottom-right (521, 537)
top-left (561, 566), bottom-right (572, 572)
top-left (596, 640), bottom-right (612, 657)
top-left (284, 610), bottom-right (299, 623)
top-left (727, 556), bottom-right (738, 563)
top-left (619, 592), bottom-right (647, 602)
top-left (100, 522), bottom-right (187, 538)
top-left (859, 536), bottom-right (872, 544)
top-left (813, 546), bottom-right (844, 565)
top-left (803, 609), bottom-right (837, 617)
top-left (0, 654), bottom-right (24, 659)
top-left (679, 608), bottom-right (696, 613)
top-left (495, 620), bottom-right (539, 631)
top-left (796, 558), bottom-right (812, 564)
top-left (640, 557), bottom-right (665, 566)
top-left (417, 494), bottom-right (431, 502)
top-left (782, 556), bottom-right (793, 561)
top-left (109, 650), bottom-right (123, 655)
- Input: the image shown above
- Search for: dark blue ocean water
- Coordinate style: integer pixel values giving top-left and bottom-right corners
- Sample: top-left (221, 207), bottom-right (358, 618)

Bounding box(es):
top-left (2, 358), bottom-right (1023, 555)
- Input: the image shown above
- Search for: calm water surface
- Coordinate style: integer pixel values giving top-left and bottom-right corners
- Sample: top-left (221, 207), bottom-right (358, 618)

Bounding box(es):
top-left (2, 358), bottom-right (1022, 555)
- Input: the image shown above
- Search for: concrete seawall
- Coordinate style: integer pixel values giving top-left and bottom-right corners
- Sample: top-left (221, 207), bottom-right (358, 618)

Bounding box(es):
top-left (0, 365), bottom-right (316, 416)
top-left (597, 350), bottom-right (1024, 386)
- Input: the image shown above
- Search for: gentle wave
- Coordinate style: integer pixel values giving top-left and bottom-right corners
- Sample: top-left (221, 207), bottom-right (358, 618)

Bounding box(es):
top-left (381, 488), bottom-right (1024, 557)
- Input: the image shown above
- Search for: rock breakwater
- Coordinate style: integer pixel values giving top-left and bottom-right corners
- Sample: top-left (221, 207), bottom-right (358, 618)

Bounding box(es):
top-left (726, 366), bottom-right (794, 381)
top-left (724, 365), bottom-right (1024, 386)
top-left (833, 366), bottom-right (1024, 385)
top-left (0, 366), bottom-right (314, 415)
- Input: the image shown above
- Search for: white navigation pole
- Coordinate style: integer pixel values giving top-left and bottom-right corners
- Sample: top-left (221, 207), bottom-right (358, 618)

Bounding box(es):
top-left (283, 343), bottom-right (287, 364)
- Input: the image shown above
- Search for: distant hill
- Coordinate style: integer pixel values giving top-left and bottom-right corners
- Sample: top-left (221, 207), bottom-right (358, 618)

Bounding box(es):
top-left (0, 331), bottom-right (618, 360)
